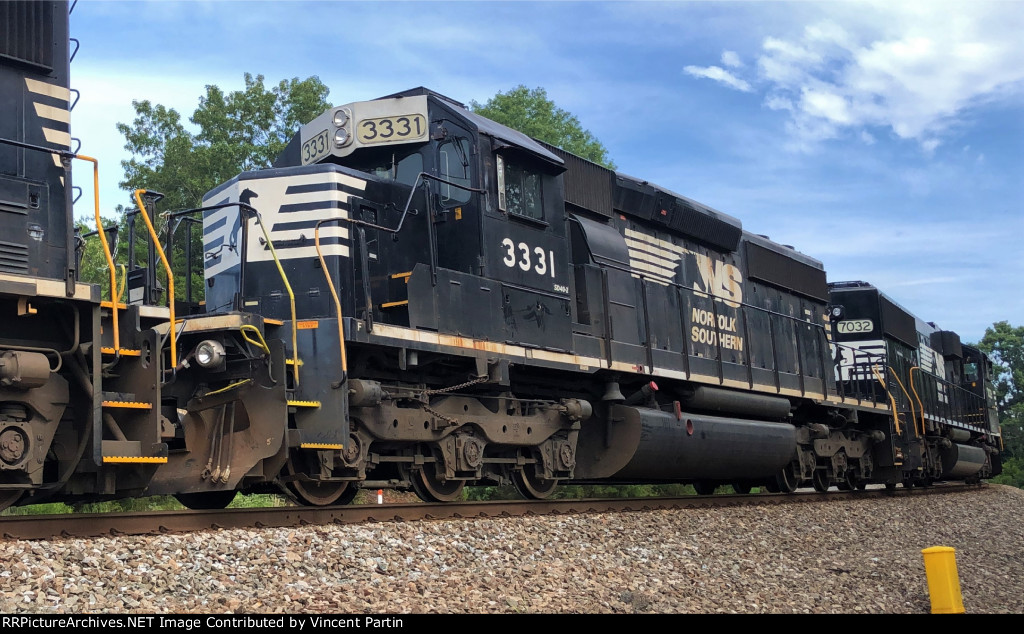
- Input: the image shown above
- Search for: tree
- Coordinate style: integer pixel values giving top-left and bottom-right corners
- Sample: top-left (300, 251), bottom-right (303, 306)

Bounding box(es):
top-left (80, 74), bottom-right (332, 300)
top-left (977, 321), bottom-right (1024, 488)
top-left (470, 85), bottom-right (615, 169)
top-left (117, 72), bottom-right (330, 211)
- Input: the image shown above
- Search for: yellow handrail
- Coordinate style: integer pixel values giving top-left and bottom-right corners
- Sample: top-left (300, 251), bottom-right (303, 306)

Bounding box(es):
top-left (133, 189), bottom-right (176, 367)
top-left (314, 219), bottom-right (348, 377)
top-left (871, 364), bottom-right (902, 435)
top-left (908, 367), bottom-right (927, 437)
top-left (245, 207), bottom-right (299, 385)
top-left (76, 155), bottom-right (118, 352)
top-left (889, 366), bottom-right (918, 438)
top-left (239, 324), bottom-right (270, 354)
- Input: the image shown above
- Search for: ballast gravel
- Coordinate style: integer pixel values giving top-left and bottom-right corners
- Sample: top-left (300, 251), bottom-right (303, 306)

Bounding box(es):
top-left (1, 484), bottom-right (1022, 614)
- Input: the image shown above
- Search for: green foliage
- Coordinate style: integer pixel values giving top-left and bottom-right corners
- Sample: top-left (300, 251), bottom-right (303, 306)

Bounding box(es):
top-left (0, 502), bottom-right (74, 516)
top-left (470, 85), bottom-right (615, 169)
top-left (990, 458), bottom-right (1024, 488)
top-left (976, 321), bottom-right (1023, 487)
top-left (0, 493), bottom-right (290, 516)
top-left (117, 73), bottom-right (330, 211)
top-left (227, 493), bottom-right (290, 509)
top-left (76, 73), bottom-right (333, 302)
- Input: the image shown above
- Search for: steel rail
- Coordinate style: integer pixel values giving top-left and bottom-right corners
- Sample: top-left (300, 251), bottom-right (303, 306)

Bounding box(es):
top-left (0, 483), bottom-right (983, 542)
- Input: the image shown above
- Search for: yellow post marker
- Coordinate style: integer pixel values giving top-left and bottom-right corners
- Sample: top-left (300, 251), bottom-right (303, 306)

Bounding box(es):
top-left (921, 546), bottom-right (965, 614)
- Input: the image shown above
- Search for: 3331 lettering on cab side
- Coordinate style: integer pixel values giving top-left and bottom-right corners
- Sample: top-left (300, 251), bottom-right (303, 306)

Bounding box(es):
top-left (500, 237), bottom-right (556, 279)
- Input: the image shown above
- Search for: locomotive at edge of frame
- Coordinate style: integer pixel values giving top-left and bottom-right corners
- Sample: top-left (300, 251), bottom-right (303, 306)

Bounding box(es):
top-left (0, 1), bottom-right (1001, 510)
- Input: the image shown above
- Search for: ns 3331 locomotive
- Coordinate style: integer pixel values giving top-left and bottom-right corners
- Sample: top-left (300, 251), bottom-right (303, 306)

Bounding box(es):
top-left (191, 85), bottom-right (1002, 503)
top-left (0, 1), bottom-right (1001, 511)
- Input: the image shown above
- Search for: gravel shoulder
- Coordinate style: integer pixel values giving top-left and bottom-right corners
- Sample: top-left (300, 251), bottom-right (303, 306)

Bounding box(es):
top-left (2, 485), bottom-right (1022, 614)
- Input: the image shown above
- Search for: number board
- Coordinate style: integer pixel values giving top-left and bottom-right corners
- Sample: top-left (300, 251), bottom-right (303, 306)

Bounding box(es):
top-left (300, 129), bottom-right (331, 165)
top-left (836, 319), bottom-right (874, 335)
top-left (357, 114), bottom-right (427, 145)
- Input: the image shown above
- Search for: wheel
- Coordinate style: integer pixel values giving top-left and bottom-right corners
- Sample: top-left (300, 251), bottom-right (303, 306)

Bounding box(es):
top-left (693, 482), bottom-right (717, 496)
top-left (856, 479), bottom-right (869, 491)
top-left (174, 490), bottom-right (237, 510)
top-left (0, 491), bottom-right (22, 513)
top-left (410, 460), bottom-right (465, 503)
top-left (812, 469), bottom-right (830, 493)
top-left (775, 463), bottom-right (798, 494)
top-left (885, 481), bottom-right (897, 492)
top-left (286, 477), bottom-right (354, 506)
top-left (731, 483), bottom-right (752, 495)
top-left (837, 469), bottom-right (858, 491)
top-left (512, 463), bottom-right (558, 500)
top-left (764, 480), bottom-right (781, 493)
top-left (283, 451), bottom-right (354, 506)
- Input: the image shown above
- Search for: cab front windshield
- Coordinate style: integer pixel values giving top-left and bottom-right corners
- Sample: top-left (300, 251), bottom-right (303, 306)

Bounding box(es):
top-left (345, 146), bottom-right (424, 187)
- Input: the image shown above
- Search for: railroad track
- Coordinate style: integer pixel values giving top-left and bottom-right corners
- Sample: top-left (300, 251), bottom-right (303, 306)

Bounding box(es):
top-left (0, 483), bottom-right (981, 541)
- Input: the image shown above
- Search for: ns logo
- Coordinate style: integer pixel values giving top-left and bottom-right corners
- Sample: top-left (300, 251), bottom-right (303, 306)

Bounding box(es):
top-left (691, 252), bottom-right (743, 308)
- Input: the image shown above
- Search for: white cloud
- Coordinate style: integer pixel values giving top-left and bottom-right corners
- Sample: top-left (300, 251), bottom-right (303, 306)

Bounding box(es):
top-left (799, 88), bottom-right (853, 125)
top-left (683, 65), bottom-right (752, 92)
top-left (720, 50), bottom-right (742, 68)
top-left (692, 3), bottom-right (1024, 152)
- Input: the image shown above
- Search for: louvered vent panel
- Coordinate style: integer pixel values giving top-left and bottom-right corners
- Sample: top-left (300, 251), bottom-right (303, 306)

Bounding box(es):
top-left (0, 239), bottom-right (29, 273)
top-left (0, 1), bottom-right (55, 72)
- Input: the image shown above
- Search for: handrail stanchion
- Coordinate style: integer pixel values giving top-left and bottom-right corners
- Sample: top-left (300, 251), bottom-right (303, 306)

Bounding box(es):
top-left (77, 155), bottom-right (118, 353)
top-left (315, 219), bottom-right (348, 381)
top-left (132, 189), bottom-right (176, 367)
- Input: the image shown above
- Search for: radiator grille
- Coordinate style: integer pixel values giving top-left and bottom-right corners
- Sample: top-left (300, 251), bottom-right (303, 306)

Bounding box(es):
top-left (0, 1), bottom-right (55, 72)
top-left (0, 239), bottom-right (29, 273)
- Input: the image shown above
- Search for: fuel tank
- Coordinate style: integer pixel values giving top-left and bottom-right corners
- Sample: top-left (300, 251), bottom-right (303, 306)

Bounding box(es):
top-left (940, 443), bottom-right (987, 479)
top-left (574, 404), bottom-right (796, 481)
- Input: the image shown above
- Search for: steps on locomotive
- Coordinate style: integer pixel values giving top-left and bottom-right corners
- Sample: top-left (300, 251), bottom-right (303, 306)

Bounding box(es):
top-left (260, 318), bottom-right (347, 455)
top-left (258, 318), bottom-right (325, 414)
top-left (95, 304), bottom-right (168, 465)
top-left (98, 300), bottom-right (171, 358)
top-left (379, 271), bottom-right (412, 315)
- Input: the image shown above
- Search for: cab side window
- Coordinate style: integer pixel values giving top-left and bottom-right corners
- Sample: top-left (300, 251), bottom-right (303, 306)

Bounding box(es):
top-left (497, 155), bottom-right (543, 220)
top-left (438, 137), bottom-right (472, 206)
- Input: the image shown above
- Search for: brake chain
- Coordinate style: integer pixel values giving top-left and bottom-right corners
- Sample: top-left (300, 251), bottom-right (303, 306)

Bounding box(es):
top-left (420, 376), bottom-right (489, 425)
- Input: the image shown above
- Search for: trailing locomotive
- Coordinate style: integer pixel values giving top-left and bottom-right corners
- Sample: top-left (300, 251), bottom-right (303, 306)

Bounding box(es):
top-left (0, 2), bottom-right (1001, 512)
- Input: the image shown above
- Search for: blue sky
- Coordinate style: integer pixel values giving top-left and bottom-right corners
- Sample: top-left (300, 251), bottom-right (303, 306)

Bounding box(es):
top-left (67, 0), bottom-right (1023, 343)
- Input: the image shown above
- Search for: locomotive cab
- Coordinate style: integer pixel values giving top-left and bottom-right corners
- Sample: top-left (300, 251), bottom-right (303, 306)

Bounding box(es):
top-left (207, 88), bottom-right (573, 351)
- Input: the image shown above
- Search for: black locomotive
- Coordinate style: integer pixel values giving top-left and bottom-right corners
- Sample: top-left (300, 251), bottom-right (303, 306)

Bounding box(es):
top-left (0, 2), bottom-right (1001, 511)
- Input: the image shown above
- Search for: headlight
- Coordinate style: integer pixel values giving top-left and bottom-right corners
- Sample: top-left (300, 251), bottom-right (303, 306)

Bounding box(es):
top-left (334, 128), bottom-right (351, 147)
top-left (333, 109), bottom-right (349, 127)
top-left (195, 340), bottom-right (226, 368)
